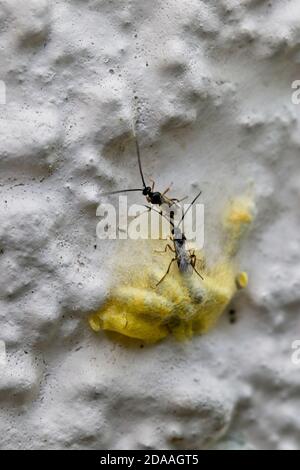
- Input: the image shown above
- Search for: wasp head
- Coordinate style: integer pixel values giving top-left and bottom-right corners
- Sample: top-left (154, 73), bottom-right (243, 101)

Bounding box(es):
top-left (143, 186), bottom-right (152, 196)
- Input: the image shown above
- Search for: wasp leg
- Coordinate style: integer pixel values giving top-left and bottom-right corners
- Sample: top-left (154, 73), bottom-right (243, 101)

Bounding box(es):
top-left (177, 196), bottom-right (188, 203)
top-left (149, 178), bottom-right (155, 191)
top-left (171, 196), bottom-right (188, 203)
top-left (162, 195), bottom-right (177, 207)
top-left (192, 265), bottom-right (204, 280)
top-left (162, 186), bottom-right (171, 196)
top-left (131, 206), bottom-right (151, 221)
top-left (190, 252), bottom-right (205, 270)
top-left (155, 244), bottom-right (175, 254)
top-left (190, 254), bottom-right (204, 280)
top-left (156, 258), bottom-right (177, 286)
top-left (166, 196), bottom-right (188, 208)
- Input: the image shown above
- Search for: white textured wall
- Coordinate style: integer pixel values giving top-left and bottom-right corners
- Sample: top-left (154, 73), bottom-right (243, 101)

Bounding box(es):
top-left (0, 0), bottom-right (300, 450)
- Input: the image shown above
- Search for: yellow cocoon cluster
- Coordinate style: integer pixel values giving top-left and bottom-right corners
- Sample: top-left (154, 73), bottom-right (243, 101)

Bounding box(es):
top-left (89, 194), bottom-right (254, 343)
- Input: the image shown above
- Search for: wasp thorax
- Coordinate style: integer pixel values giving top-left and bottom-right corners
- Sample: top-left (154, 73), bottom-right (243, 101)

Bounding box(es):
top-left (173, 227), bottom-right (183, 240)
top-left (150, 192), bottom-right (161, 204)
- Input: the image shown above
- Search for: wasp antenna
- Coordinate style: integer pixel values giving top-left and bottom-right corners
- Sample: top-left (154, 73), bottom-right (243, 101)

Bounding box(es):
top-left (178, 190), bottom-right (202, 227)
top-left (134, 133), bottom-right (147, 189)
top-left (101, 188), bottom-right (143, 196)
top-left (170, 210), bottom-right (175, 225)
top-left (143, 205), bottom-right (175, 227)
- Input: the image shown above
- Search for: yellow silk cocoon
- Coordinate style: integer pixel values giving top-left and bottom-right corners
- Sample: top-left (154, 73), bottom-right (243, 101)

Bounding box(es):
top-left (89, 194), bottom-right (254, 343)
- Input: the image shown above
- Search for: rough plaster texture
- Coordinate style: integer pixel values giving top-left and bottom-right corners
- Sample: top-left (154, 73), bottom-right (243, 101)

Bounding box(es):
top-left (0, 0), bottom-right (300, 450)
